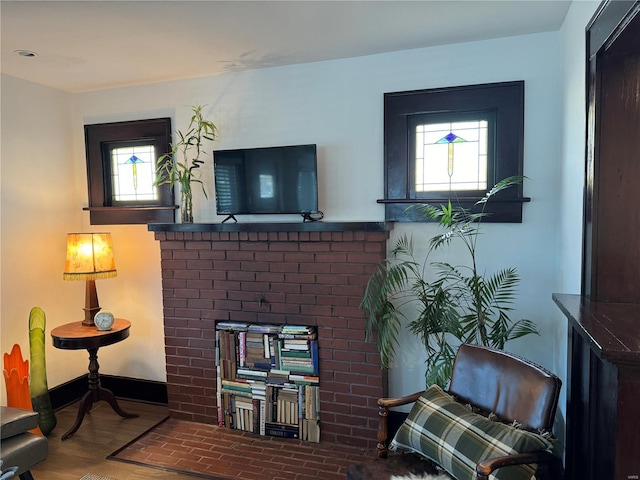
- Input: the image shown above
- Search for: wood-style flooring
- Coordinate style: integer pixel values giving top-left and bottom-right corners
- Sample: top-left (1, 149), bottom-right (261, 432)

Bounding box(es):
top-left (30, 399), bottom-right (192, 480)
top-left (28, 399), bottom-right (379, 480)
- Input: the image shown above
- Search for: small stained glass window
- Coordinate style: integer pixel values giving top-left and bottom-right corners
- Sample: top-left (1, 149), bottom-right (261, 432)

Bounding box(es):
top-left (84, 117), bottom-right (173, 224)
top-left (415, 120), bottom-right (488, 192)
top-left (110, 144), bottom-right (158, 202)
top-left (383, 81), bottom-right (525, 222)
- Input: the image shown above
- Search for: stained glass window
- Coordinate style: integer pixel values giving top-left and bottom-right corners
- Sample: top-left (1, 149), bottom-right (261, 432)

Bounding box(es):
top-left (415, 120), bottom-right (488, 192)
top-left (383, 81), bottom-right (525, 222)
top-left (84, 117), bottom-right (173, 225)
top-left (110, 144), bottom-right (158, 202)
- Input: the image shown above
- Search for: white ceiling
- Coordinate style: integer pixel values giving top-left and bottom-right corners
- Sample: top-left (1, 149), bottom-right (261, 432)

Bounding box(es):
top-left (1, 1), bottom-right (572, 93)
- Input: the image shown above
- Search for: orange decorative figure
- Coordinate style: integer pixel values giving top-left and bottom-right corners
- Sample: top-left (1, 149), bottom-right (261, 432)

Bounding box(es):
top-left (3, 344), bottom-right (43, 435)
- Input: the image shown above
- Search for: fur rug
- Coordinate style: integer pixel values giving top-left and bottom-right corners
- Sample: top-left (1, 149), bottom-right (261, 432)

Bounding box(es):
top-left (390, 473), bottom-right (452, 480)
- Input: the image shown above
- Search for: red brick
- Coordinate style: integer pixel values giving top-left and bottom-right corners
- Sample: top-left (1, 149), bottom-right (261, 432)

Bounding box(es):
top-left (185, 279), bottom-right (213, 289)
top-left (332, 306), bottom-right (366, 319)
top-left (300, 284), bottom-right (332, 295)
top-left (300, 304), bottom-right (332, 317)
top-left (227, 270), bottom-right (256, 281)
top-left (187, 299), bottom-right (214, 309)
top-left (211, 241), bottom-right (240, 251)
top-left (226, 250), bottom-right (255, 261)
top-left (173, 250), bottom-right (200, 259)
top-left (173, 308), bottom-right (202, 319)
top-left (186, 259), bottom-right (214, 270)
top-left (173, 269), bottom-right (201, 280)
top-left (255, 251), bottom-right (285, 262)
top-left (299, 242), bottom-right (331, 252)
top-left (269, 243), bottom-right (299, 253)
top-left (270, 283), bottom-right (302, 295)
top-left (282, 252), bottom-right (315, 263)
top-left (241, 281), bottom-right (271, 292)
top-left (299, 262), bottom-right (331, 274)
top-left (255, 271), bottom-right (285, 282)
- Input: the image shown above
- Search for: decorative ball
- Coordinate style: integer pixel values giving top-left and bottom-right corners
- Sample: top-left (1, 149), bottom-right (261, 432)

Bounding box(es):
top-left (95, 311), bottom-right (115, 331)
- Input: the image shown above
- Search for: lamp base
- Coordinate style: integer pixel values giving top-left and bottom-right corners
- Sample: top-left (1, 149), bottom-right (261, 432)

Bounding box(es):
top-left (82, 279), bottom-right (101, 327)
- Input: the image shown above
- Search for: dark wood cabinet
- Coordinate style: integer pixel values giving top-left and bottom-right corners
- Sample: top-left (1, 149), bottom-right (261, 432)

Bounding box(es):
top-left (554, 294), bottom-right (640, 480)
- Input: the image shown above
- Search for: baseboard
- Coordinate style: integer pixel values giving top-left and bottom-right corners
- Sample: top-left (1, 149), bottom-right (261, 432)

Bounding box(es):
top-left (49, 375), bottom-right (168, 410)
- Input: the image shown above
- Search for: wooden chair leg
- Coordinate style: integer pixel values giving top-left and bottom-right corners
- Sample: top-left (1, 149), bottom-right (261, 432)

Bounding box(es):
top-left (377, 401), bottom-right (390, 458)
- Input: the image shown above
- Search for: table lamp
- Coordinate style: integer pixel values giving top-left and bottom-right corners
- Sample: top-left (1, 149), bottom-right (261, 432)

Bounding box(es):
top-left (63, 233), bottom-right (117, 327)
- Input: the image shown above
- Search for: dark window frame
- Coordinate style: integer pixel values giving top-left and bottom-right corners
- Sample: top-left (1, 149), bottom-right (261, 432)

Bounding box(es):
top-left (381, 81), bottom-right (529, 223)
top-left (84, 118), bottom-right (176, 225)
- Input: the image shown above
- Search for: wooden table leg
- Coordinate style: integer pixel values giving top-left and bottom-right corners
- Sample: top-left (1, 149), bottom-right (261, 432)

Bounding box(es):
top-left (60, 347), bottom-right (139, 440)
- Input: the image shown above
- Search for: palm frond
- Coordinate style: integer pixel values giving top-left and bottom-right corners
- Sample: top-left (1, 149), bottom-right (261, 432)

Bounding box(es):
top-left (480, 268), bottom-right (519, 310)
top-left (476, 175), bottom-right (525, 205)
top-left (425, 341), bottom-right (457, 388)
top-left (365, 300), bottom-right (403, 369)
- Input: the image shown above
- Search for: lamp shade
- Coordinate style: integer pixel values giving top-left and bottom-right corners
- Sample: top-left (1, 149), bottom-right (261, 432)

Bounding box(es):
top-left (63, 233), bottom-right (117, 280)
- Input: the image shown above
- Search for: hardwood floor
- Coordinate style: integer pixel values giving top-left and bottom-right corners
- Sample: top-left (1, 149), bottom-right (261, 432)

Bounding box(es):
top-left (30, 399), bottom-right (193, 480)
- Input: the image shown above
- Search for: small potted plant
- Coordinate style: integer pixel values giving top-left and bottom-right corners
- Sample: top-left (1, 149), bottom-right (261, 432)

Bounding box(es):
top-left (154, 104), bottom-right (218, 223)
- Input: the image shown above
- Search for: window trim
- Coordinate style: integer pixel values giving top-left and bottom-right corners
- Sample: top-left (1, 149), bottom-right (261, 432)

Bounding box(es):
top-left (84, 118), bottom-right (176, 225)
top-left (381, 81), bottom-right (529, 223)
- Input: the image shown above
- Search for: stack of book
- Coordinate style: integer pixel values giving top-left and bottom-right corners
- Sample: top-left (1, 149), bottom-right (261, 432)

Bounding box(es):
top-left (300, 383), bottom-right (320, 442)
top-left (215, 322), bottom-right (321, 442)
top-left (219, 379), bottom-right (251, 431)
top-left (244, 323), bottom-right (280, 370)
top-left (278, 325), bottom-right (318, 374)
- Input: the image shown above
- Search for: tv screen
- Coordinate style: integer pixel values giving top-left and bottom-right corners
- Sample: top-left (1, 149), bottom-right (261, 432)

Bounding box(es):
top-left (214, 144), bottom-right (318, 219)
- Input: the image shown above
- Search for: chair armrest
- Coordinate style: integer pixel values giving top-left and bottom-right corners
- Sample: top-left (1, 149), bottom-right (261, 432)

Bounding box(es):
top-left (378, 391), bottom-right (424, 409)
top-left (476, 450), bottom-right (561, 480)
top-left (0, 407), bottom-right (39, 439)
top-left (376, 391), bottom-right (424, 458)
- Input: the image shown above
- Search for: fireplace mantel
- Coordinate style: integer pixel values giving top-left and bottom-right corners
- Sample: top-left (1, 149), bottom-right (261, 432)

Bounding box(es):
top-left (148, 221), bottom-right (391, 233)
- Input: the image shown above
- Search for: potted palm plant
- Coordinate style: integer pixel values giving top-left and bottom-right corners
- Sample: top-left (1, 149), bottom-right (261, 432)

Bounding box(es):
top-left (361, 176), bottom-right (539, 388)
top-left (154, 104), bottom-right (218, 223)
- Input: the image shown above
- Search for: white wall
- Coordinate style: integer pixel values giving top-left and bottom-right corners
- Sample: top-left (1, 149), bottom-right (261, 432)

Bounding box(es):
top-left (0, 75), bottom-right (81, 403)
top-left (1, 6), bottom-right (600, 424)
top-left (559, 1), bottom-right (600, 293)
top-left (386, 32), bottom-right (566, 397)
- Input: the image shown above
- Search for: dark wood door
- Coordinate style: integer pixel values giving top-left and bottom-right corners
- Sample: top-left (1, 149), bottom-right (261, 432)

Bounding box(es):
top-left (583, 1), bottom-right (640, 302)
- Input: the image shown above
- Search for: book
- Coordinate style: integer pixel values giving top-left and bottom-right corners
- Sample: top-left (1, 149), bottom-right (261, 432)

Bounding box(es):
top-left (265, 422), bottom-right (300, 439)
top-left (259, 399), bottom-right (266, 435)
top-left (280, 349), bottom-right (312, 358)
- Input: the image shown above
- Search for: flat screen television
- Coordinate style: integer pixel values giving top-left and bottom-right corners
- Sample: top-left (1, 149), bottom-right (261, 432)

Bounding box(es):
top-left (213, 144), bottom-right (319, 221)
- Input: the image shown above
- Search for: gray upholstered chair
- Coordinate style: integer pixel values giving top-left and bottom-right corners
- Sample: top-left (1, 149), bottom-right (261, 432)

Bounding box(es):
top-left (1, 407), bottom-right (48, 480)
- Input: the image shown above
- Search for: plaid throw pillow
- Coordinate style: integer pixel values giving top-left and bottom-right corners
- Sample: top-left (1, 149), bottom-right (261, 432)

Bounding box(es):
top-left (390, 385), bottom-right (553, 480)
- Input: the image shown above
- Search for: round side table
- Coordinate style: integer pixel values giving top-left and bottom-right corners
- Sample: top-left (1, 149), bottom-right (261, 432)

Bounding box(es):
top-left (51, 318), bottom-right (139, 440)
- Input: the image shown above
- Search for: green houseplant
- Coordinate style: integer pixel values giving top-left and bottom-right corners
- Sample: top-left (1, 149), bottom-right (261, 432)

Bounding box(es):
top-left (154, 104), bottom-right (218, 223)
top-left (361, 176), bottom-right (539, 388)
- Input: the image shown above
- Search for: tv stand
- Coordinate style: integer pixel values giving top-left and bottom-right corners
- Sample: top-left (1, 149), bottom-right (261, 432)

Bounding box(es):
top-left (221, 215), bottom-right (238, 224)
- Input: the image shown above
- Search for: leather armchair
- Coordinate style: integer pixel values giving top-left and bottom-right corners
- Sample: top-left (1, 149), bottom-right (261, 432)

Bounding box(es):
top-left (376, 344), bottom-right (563, 480)
top-left (1, 407), bottom-right (48, 480)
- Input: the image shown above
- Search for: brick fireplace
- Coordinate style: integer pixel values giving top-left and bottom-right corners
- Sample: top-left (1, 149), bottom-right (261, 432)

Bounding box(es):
top-left (149, 222), bottom-right (391, 448)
